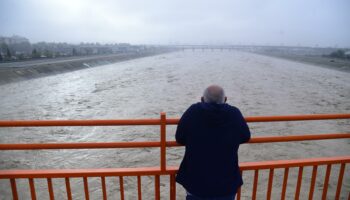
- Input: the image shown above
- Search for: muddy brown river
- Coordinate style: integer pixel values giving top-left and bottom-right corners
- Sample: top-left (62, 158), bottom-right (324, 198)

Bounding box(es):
top-left (0, 51), bottom-right (349, 199)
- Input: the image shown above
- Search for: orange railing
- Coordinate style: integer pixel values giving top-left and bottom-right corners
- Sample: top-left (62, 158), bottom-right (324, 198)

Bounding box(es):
top-left (0, 113), bottom-right (349, 199)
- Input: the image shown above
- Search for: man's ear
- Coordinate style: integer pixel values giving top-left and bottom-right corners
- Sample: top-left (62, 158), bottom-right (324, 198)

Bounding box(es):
top-left (201, 97), bottom-right (204, 102)
top-left (224, 97), bottom-right (227, 103)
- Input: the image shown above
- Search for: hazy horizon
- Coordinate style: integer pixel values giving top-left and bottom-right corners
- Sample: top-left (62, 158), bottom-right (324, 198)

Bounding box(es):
top-left (1, 0), bottom-right (350, 47)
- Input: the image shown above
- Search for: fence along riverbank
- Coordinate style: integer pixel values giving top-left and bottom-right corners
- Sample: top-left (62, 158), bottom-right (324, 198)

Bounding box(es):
top-left (0, 113), bottom-right (349, 199)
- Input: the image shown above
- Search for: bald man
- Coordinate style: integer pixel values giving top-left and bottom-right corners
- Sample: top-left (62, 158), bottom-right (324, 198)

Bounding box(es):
top-left (176, 85), bottom-right (251, 200)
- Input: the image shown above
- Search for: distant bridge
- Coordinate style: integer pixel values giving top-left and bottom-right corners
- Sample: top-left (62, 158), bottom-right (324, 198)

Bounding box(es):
top-left (172, 45), bottom-right (263, 52)
top-left (170, 45), bottom-right (324, 53)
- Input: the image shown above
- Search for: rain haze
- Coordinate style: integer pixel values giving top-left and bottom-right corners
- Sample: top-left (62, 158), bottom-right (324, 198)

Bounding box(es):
top-left (1, 0), bottom-right (350, 46)
top-left (0, 1), bottom-right (350, 200)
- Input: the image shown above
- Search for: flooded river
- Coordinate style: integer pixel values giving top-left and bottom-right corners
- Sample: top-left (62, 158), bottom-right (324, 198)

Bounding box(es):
top-left (0, 51), bottom-right (349, 199)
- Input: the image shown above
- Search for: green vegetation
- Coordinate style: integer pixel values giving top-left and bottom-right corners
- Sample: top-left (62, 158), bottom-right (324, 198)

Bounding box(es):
top-left (329, 49), bottom-right (350, 59)
top-left (44, 49), bottom-right (53, 58)
top-left (32, 49), bottom-right (40, 58)
top-left (72, 48), bottom-right (78, 56)
top-left (6, 47), bottom-right (12, 58)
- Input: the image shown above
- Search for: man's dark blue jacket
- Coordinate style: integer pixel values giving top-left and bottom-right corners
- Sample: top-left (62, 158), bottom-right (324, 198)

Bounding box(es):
top-left (175, 102), bottom-right (251, 198)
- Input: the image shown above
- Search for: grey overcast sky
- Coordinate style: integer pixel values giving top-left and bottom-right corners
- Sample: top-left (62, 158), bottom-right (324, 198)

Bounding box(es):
top-left (1, 0), bottom-right (349, 47)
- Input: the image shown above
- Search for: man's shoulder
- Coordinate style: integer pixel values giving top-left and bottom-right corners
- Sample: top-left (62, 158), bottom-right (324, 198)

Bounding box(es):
top-left (189, 102), bottom-right (201, 109)
top-left (189, 102), bottom-right (241, 113)
top-left (226, 104), bottom-right (240, 112)
top-left (183, 103), bottom-right (201, 115)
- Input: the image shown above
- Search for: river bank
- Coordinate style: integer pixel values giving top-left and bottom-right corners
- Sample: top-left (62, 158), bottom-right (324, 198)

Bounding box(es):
top-left (0, 50), bottom-right (174, 85)
top-left (249, 50), bottom-right (350, 73)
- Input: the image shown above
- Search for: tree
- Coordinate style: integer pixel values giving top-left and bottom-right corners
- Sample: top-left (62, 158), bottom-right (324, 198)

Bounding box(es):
top-left (44, 49), bottom-right (53, 58)
top-left (6, 47), bottom-right (12, 58)
top-left (329, 49), bottom-right (345, 59)
top-left (72, 48), bottom-right (78, 56)
top-left (32, 48), bottom-right (40, 58)
top-left (0, 43), bottom-right (8, 54)
top-left (17, 54), bottom-right (25, 60)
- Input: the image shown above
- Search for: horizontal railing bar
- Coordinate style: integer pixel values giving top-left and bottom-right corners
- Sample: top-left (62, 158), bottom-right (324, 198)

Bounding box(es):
top-left (246, 133), bottom-right (350, 143)
top-left (1, 133), bottom-right (349, 150)
top-left (167, 133), bottom-right (350, 146)
top-left (0, 141), bottom-right (161, 150)
top-left (0, 167), bottom-right (169, 178)
top-left (166, 113), bottom-right (350, 124)
top-left (242, 113), bottom-right (350, 122)
top-left (239, 156), bottom-right (350, 170)
top-left (0, 119), bottom-right (162, 127)
top-left (0, 156), bottom-right (348, 179)
top-left (0, 113), bottom-right (349, 127)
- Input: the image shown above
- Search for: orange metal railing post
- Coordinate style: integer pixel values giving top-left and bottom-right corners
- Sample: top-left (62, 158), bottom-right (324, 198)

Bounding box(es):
top-left (308, 165), bottom-right (318, 200)
top-left (119, 176), bottom-right (125, 200)
top-left (101, 176), bottom-right (107, 200)
top-left (295, 167), bottom-right (304, 200)
top-left (252, 169), bottom-right (259, 200)
top-left (237, 171), bottom-right (243, 200)
top-left (137, 176), bottom-right (142, 200)
top-left (10, 179), bottom-right (18, 200)
top-left (155, 175), bottom-right (160, 200)
top-left (321, 164), bottom-right (332, 200)
top-left (83, 177), bottom-right (90, 200)
top-left (170, 174), bottom-right (176, 200)
top-left (266, 169), bottom-right (274, 200)
top-left (47, 178), bottom-right (55, 200)
top-left (65, 177), bottom-right (72, 200)
top-left (160, 112), bottom-right (167, 172)
top-left (335, 163), bottom-right (345, 200)
top-left (29, 178), bottom-right (37, 200)
top-left (281, 167), bottom-right (289, 200)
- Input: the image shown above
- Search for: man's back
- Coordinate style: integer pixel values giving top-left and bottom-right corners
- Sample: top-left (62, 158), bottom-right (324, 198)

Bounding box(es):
top-left (176, 102), bottom-right (251, 198)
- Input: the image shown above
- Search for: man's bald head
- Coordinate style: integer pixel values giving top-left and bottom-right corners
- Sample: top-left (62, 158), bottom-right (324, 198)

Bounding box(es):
top-left (202, 85), bottom-right (227, 104)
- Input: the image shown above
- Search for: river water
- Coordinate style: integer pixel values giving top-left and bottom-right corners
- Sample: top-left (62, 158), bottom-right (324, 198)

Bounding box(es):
top-left (0, 51), bottom-right (349, 199)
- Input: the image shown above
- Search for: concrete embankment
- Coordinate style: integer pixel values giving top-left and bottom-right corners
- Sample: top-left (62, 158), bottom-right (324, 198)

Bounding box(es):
top-left (0, 51), bottom-right (172, 85)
